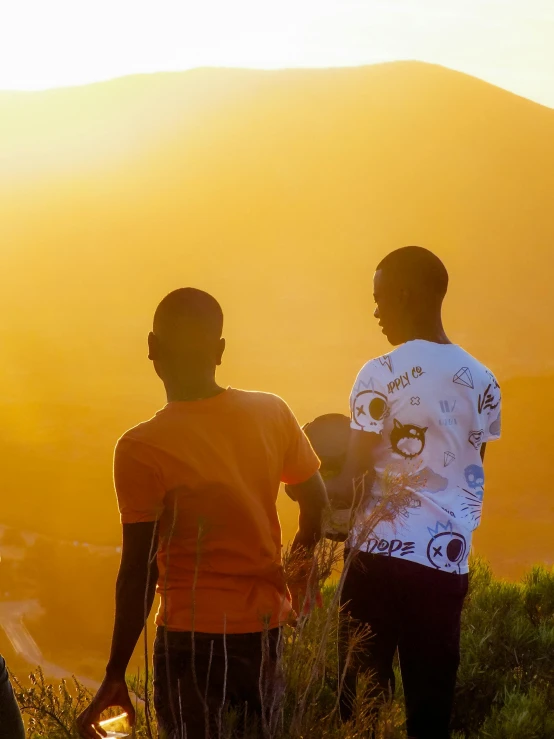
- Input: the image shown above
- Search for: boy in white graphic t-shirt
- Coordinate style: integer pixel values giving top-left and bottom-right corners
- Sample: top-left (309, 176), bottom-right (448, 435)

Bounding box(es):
top-left (328, 246), bottom-right (501, 739)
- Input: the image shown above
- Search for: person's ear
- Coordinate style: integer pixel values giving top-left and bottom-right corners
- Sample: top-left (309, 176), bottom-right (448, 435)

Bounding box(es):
top-left (148, 332), bottom-right (160, 361)
top-left (216, 337), bottom-right (226, 366)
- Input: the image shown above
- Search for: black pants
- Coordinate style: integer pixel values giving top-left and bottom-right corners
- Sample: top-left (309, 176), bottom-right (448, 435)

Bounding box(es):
top-left (339, 552), bottom-right (468, 739)
top-left (153, 627), bottom-right (283, 739)
top-left (0, 655), bottom-right (25, 739)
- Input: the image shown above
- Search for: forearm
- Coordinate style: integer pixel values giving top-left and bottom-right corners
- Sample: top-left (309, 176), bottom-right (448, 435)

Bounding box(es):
top-left (105, 560), bottom-right (158, 679)
top-left (337, 464), bottom-right (375, 505)
top-left (289, 472), bottom-right (328, 555)
top-left (326, 430), bottom-right (379, 507)
top-left (291, 510), bottom-right (322, 554)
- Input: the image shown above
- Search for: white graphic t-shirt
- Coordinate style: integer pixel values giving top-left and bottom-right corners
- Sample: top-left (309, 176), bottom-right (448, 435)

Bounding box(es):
top-left (349, 340), bottom-right (501, 574)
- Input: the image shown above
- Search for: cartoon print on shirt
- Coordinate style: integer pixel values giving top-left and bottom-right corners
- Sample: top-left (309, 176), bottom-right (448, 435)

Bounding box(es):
top-left (396, 494), bottom-right (422, 524)
top-left (352, 387), bottom-right (390, 432)
top-left (444, 451), bottom-right (456, 467)
top-left (464, 465), bottom-right (484, 490)
top-left (426, 520), bottom-right (467, 573)
top-left (453, 367), bottom-right (474, 389)
top-left (468, 429), bottom-right (484, 450)
top-left (438, 397), bottom-right (459, 426)
top-left (489, 412), bottom-right (501, 437)
top-left (439, 399), bottom-right (457, 414)
top-left (350, 345), bottom-right (501, 572)
top-left (486, 369), bottom-right (500, 391)
top-left (460, 488), bottom-right (483, 529)
top-left (390, 419), bottom-right (427, 459)
top-left (409, 466), bottom-right (448, 493)
top-left (478, 383), bottom-right (500, 415)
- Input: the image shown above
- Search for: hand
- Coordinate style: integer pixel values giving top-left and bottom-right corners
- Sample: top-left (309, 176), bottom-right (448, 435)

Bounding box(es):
top-left (76, 675), bottom-right (135, 738)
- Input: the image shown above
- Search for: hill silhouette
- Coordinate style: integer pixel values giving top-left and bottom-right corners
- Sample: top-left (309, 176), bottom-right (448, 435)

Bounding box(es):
top-left (0, 62), bottom-right (552, 576)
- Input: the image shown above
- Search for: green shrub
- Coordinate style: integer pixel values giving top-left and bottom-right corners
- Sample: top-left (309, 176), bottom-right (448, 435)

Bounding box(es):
top-left (453, 558), bottom-right (554, 737)
top-left (13, 559), bottom-right (554, 738)
top-left (478, 688), bottom-right (554, 739)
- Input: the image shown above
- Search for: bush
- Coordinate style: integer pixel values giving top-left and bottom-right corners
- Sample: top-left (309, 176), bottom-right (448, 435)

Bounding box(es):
top-left (13, 558), bottom-right (554, 738)
top-left (453, 559), bottom-right (554, 737)
top-left (13, 668), bottom-right (92, 739)
top-left (479, 688), bottom-right (554, 739)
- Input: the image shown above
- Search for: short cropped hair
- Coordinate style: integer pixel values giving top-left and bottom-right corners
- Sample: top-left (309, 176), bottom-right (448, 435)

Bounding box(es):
top-left (153, 288), bottom-right (223, 345)
top-left (377, 246), bottom-right (448, 299)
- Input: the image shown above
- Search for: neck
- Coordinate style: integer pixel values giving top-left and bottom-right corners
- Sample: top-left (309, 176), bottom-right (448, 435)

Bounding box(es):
top-left (404, 314), bottom-right (451, 345)
top-left (163, 371), bottom-right (225, 402)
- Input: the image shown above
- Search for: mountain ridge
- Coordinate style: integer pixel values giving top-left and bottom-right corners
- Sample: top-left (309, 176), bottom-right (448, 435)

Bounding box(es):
top-left (1, 60), bottom-right (553, 112)
top-left (2, 61), bottom-right (554, 176)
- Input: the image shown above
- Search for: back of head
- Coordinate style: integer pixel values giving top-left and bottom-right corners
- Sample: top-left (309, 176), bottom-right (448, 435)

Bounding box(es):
top-left (374, 246), bottom-right (449, 345)
top-left (152, 288), bottom-right (224, 364)
top-left (303, 413), bottom-right (351, 478)
top-left (376, 246), bottom-right (449, 303)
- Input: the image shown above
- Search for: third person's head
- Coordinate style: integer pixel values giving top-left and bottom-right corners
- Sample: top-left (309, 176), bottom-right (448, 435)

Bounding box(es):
top-left (373, 246), bottom-right (449, 346)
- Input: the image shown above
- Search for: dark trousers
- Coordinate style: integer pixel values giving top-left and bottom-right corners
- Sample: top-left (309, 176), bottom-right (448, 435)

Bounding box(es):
top-left (0, 655), bottom-right (25, 739)
top-left (153, 627), bottom-right (283, 739)
top-left (339, 552), bottom-right (468, 739)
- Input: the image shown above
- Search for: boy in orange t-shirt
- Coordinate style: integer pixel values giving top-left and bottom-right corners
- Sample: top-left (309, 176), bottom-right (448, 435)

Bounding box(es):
top-left (77, 288), bottom-right (327, 739)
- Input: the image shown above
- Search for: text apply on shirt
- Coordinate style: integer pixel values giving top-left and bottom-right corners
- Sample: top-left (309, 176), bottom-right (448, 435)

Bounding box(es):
top-left (387, 366), bottom-right (425, 395)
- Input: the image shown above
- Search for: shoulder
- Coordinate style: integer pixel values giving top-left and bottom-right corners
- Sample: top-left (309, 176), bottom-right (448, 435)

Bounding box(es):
top-left (351, 350), bottom-right (398, 393)
top-left (454, 349), bottom-right (500, 389)
top-left (227, 388), bottom-right (295, 419)
top-left (229, 387), bottom-right (288, 408)
top-left (482, 364), bottom-right (501, 389)
top-left (115, 412), bottom-right (166, 455)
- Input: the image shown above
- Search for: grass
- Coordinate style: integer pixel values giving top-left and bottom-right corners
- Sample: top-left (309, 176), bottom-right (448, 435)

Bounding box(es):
top-left (11, 473), bottom-right (554, 738)
top-left (12, 557), bottom-right (554, 739)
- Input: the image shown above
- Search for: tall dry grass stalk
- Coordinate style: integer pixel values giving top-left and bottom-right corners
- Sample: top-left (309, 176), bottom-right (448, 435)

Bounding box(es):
top-left (145, 467), bottom-right (418, 739)
top-left (14, 550), bottom-right (554, 737)
top-left (277, 468), bottom-right (418, 739)
top-left (15, 467), bottom-right (418, 738)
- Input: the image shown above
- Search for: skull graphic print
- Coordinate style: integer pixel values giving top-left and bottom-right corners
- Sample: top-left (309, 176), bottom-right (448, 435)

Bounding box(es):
top-left (351, 387), bottom-right (390, 434)
top-left (426, 522), bottom-right (467, 573)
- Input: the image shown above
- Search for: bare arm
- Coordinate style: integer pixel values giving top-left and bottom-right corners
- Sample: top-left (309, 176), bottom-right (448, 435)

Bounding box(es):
top-left (287, 471), bottom-right (329, 553)
top-left (77, 522), bottom-right (159, 737)
top-left (326, 429), bottom-right (381, 506)
top-left (284, 471), bottom-right (328, 615)
top-left (480, 442), bottom-right (487, 463)
top-left (106, 521), bottom-right (159, 678)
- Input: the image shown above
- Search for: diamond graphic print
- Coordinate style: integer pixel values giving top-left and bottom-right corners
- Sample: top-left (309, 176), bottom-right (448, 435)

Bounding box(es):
top-left (453, 367), bottom-right (474, 389)
top-left (444, 451), bottom-right (456, 467)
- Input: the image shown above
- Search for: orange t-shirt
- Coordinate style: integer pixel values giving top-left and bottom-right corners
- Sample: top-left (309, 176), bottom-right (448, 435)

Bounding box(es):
top-left (114, 388), bottom-right (320, 634)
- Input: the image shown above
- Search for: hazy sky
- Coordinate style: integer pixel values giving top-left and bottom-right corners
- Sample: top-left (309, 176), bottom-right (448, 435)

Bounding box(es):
top-left (1, 0), bottom-right (553, 107)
